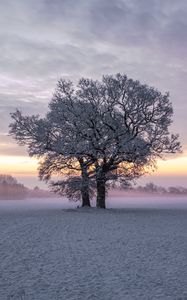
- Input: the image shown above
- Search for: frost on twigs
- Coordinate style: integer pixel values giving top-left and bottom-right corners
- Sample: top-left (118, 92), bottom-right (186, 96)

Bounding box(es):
top-left (9, 73), bottom-right (181, 208)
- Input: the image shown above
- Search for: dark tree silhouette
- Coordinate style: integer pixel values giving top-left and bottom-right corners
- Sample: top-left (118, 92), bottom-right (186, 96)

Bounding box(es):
top-left (9, 73), bottom-right (181, 208)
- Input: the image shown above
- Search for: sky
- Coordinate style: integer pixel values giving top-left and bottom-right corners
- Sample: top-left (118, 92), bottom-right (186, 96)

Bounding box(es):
top-left (0, 0), bottom-right (187, 188)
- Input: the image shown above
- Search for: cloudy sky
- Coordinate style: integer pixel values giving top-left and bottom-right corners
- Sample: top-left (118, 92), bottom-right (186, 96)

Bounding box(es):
top-left (0, 0), bottom-right (187, 188)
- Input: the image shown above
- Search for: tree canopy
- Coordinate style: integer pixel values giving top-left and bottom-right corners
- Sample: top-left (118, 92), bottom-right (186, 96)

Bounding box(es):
top-left (9, 73), bottom-right (181, 208)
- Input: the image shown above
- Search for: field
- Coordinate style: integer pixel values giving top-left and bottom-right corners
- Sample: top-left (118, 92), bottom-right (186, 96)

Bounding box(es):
top-left (0, 197), bottom-right (187, 300)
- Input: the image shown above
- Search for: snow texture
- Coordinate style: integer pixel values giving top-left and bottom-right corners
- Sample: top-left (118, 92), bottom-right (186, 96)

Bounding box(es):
top-left (0, 197), bottom-right (187, 299)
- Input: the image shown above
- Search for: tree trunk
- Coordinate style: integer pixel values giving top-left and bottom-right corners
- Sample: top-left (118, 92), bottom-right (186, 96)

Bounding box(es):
top-left (96, 178), bottom-right (106, 209)
top-left (81, 163), bottom-right (91, 207)
top-left (81, 187), bottom-right (90, 207)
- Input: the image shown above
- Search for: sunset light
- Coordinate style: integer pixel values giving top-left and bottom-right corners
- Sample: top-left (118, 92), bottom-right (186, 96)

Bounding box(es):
top-left (0, 155), bottom-right (38, 176)
top-left (1, 1), bottom-right (187, 299)
top-left (156, 155), bottom-right (187, 176)
top-left (0, 154), bottom-right (186, 186)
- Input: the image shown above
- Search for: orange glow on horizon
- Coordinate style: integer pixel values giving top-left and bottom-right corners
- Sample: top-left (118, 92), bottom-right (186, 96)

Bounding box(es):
top-left (0, 154), bottom-right (186, 178)
top-left (0, 155), bottom-right (38, 176)
top-left (155, 156), bottom-right (187, 176)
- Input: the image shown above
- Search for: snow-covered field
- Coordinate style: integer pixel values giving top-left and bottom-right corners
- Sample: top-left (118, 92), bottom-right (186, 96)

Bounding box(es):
top-left (0, 197), bottom-right (187, 299)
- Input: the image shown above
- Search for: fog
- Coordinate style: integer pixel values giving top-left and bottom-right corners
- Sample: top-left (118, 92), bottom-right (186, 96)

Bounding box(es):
top-left (0, 194), bottom-right (187, 213)
top-left (107, 195), bottom-right (187, 209)
top-left (0, 197), bottom-right (74, 212)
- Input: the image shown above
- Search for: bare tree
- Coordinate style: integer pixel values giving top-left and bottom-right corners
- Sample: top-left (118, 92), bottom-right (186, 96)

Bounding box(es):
top-left (9, 74), bottom-right (181, 208)
top-left (73, 74), bottom-right (181, 207)
top-left (9, 81), bottom-right (96, 207)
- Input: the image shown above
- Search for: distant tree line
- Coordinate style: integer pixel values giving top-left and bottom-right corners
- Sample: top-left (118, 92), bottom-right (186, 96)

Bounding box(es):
top-left (121, 182), bottom-right (187, 195)
top-left (0, 175), bottom-right (57, 200)
top-left (0, 174), bottom-right (28, 200)
top-left (28, 186), bottom-right (57, 198)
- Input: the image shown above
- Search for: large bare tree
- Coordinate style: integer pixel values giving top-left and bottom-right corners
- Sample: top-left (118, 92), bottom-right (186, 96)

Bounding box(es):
top-left (9, 74), bottom-right (181, 208)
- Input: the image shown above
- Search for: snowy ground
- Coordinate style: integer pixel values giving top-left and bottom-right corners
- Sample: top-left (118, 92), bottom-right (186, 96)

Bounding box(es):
top-left (0, 197), bottom-right (187, 299)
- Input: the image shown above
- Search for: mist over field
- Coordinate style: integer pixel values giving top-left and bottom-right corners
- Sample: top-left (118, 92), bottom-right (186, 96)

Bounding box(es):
top-left (0, 193), bottom-right (187, 211)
